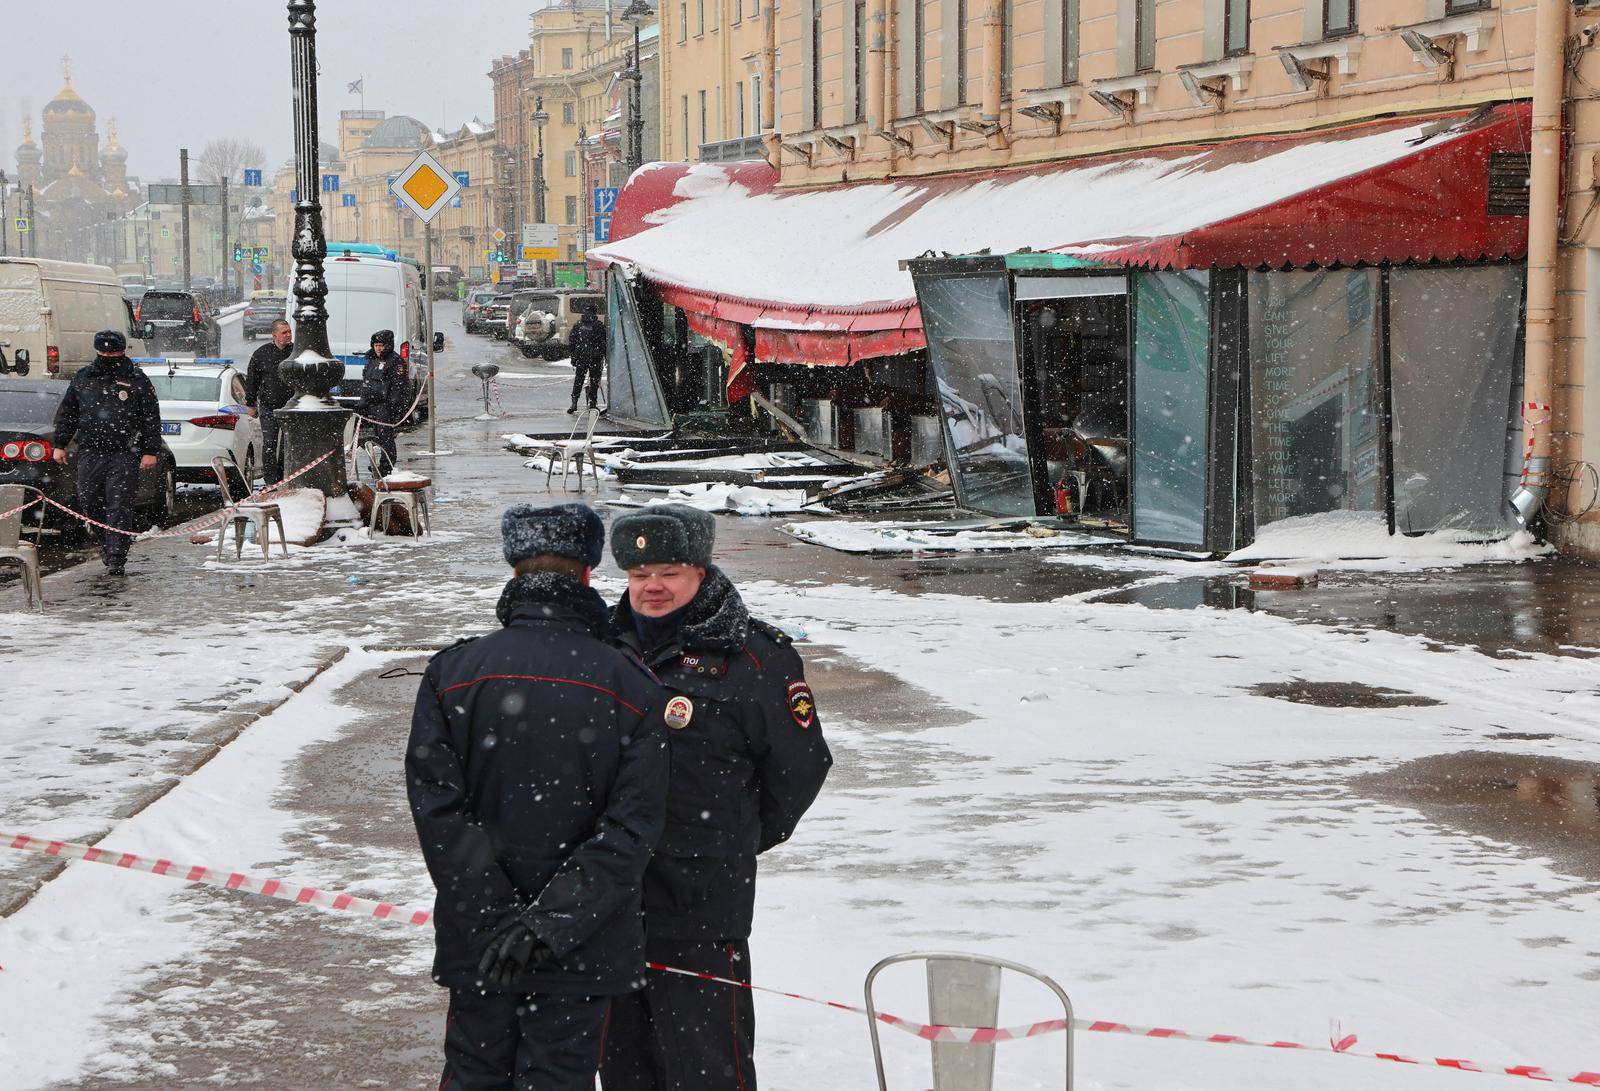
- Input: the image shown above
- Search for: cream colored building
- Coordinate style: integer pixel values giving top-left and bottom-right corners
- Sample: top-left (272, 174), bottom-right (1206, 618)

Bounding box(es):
top-left (658, 0), bottom-right (772, 159)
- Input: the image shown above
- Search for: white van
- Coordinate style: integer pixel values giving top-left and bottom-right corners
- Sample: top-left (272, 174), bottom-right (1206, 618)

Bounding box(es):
top-left (288, 252), bottom-right (432, 409)
top-left (0, 257), bottom-right (139, 380)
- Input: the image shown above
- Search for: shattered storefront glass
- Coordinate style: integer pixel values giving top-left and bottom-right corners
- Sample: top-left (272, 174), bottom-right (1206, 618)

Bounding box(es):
top-left (1389, 265), bottom-right (1523, 534)
top-left (1249, 270), bottom-right (1382, 526)
top-left (605, 272), bottom-right (671, 426)
top-left (918, 274), bottom-right (1034, 516)
top-left (1132, 271), bottom-right (1211, 547)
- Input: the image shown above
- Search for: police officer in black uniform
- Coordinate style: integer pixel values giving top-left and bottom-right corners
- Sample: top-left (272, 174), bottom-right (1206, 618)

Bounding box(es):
top-left (355, 329), bottom-right (410, 468)
top-left (51, 330), bottom-right (163, 576)
top-left (599, 504), bottom-right (832, 1091)
top-left (408, 503), bottom-right (670, 1091)
top-left (243, 318), bottom-right (294, 485)
top-left (566, 300), bottom-right (605, 414)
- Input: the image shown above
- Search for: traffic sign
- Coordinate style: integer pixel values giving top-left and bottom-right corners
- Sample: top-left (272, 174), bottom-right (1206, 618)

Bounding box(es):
top-left (594, 187), bottom-right (619, 216)
top-left (390, 150), bottom-right (461, 224)
top-left (342, 193), bottom-right (357, 207)
top-left (251, 261), bottom-right (264, 275)
top-left (13, 217), bottom-right (28, 234)
top-left (321, 174), bottom-right (340, 193)
top-left (492, 228), bottom-right (507, 243)
top-left (593, 215), bottom-right (612, 243)
top-left (243, 168), bottom-right (263, 187)
top-left (520, 222), bottom-right (559, 262)
top-left (453, 171), bottom-right (470, 187)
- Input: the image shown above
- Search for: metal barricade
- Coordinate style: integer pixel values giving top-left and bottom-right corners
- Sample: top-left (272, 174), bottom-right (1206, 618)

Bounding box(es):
top-left (865, 951), bottom-right (1074, 1091)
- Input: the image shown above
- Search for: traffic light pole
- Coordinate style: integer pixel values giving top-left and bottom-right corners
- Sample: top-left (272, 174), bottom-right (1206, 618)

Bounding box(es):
top-left (180, 148), bottom-right (192, 291)
top-left (220, 177), bottom-right (230, 299)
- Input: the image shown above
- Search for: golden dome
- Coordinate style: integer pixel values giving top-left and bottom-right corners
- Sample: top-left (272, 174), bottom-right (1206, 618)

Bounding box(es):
top-left (44, 60), bottom-right (94, 119)
top-left (102, 118), bottom-right (127, 160)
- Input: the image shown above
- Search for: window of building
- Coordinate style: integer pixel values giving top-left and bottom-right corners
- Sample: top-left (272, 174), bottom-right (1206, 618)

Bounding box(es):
top-left (679, 2), bottom-right (688, 41)
top-left (737, 81), bottom-right (747, 134)
top-left (564, 150), bottom-right (577, 176)
top-left (1135, 0), bottom-right (1155, 71)
top-left (562, 47), bottom-right (574, 68)
top-left (1062, 0), bottom-right (1079, 83)
top-left (563, 101), bottom-right (576, 124)
top-left (752, 73), bottom-right (763, 132)
top-left (1323, 0), bottom-right (1356, 38)
top-left (403, 218), bottom-right (415, 238)
top-left (751, 0), bottom-right (760, 15)
top-left (713, 0), bottom-right (720, 30)
top-left (1444, 0), bottom-right (1488, 11)
top-left (1224, 0), bottom-right (1249, 55)
top-left (810, 0), bottom-right (824, 127)
top-left (681, 95), bottom-right (690, 160)
top-left (565, 194), bottom-right (578, 223)
top-left (734, 0), bottom-right (742, 24)
top-left (697, 0), bottom-right (705, 34)
top-left (699, 89), bottom-right (708, 149)
top-left (914, 0), bottom-right (926, 108)
top-left (957, 0), bottom-right (969, 102)
top-left (855, 0), bottom-right (869, 121)
top-left (716, 86), bottom-right (724, 140)
top-left (1001, 0), bottom-right (1012, 96)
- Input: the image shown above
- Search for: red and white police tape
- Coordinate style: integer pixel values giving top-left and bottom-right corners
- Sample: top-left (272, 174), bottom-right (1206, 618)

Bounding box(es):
top-left (1520, 401), bottom-right (1554, 485)
top-left (0, 496), bottom-right (41, 522)
top-left (5, 829), bottom-right (1597, 1084)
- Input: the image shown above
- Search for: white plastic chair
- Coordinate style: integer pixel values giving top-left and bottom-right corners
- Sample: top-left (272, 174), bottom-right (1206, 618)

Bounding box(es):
top-left (0, 485), bottom-right (42, 609)
top-left (545, 407), bottom-right (601, 491)
top-left (865, 952), bottom-right (1074, 1091)
top-left (212, 456), bottom-right (287, 560)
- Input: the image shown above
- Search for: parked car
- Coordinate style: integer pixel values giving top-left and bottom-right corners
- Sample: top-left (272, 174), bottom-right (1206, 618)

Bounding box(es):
top-left (139, 362), bottom-right (263, 493)
top-left (462, 286), bottom-right (500, 334)
top-left (137, 290), bottom-right (222, 356)
top-left (510, 290), bottom-right (605, 360)
top-left (0, 257), bottom-right (140, 379)
top-left (480, 294), bottom-right (514, 339)
top-left (242, 291), bottom-right (288, 340)
top-left (0, 378), bottom-right (178, 534)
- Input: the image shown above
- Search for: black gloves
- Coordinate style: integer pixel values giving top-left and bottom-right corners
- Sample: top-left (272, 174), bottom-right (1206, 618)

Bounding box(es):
top-left (477, 921), bottom-right (553, 988)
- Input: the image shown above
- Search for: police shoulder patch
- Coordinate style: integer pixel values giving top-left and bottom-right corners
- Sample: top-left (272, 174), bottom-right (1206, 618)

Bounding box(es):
top-left (787, 680), bottom-right (815, 729)
top-left (749, 618), bottom-right (793, 646)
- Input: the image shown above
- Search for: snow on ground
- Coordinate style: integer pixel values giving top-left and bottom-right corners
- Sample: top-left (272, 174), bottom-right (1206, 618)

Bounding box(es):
top-left (609, 482), bottom-right (821, 515)
top-left (1228, 510), bottom-right (1553, 569)
top-left (786, 518), bottom-right (1119, 554)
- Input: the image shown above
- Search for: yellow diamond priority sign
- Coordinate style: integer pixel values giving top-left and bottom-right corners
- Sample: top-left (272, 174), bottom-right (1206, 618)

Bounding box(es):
top-left (390, 150), bottom-right (461, 225)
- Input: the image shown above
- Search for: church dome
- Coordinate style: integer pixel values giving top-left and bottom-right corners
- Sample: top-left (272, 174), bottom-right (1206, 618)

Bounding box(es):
top-left (361, 115), bottom-right (429, 149)
top-left (16, 117), bottom-right (40, 163)
top-left (43, 76), bottom-right (94, 121)
top-left (102, 120), bottom-right (127, 162)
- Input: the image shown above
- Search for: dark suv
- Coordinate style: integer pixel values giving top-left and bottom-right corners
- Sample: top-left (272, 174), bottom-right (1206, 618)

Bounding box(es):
top-left (242, 293), bottom-right (288, 340)
top-left (137, 290), bottom-right (222, 356)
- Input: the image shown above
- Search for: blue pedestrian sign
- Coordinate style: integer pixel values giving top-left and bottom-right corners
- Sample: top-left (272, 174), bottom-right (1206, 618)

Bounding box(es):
top-left (13, 217), bottom-right (28, 234)
top-left (321, 174), bottom-right (340, 193)
top-left (342, 193), bottom-right (357, 207)
top-left (243, 168), bottom-right (263, 187)
top-left (453, 171), bottom-right (470, 187)
top-left (593, 187), bottom-right (619, 216)
top-left (593, 215), bottom-right (612, 243)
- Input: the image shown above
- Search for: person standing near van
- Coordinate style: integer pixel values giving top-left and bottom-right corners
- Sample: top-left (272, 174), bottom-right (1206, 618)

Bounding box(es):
top-left (244, 319), bottom-right (294, 485)
top-left (566, 301), bottom-right (605, 415)
top-left (356, 329), bottom-right (409, 468)
top-left (50, 330), bottom-right (163, 576)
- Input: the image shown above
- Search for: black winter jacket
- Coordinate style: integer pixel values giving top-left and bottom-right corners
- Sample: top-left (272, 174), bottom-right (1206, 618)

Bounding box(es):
top-left (356, 349), bottom-right (411, 425)
top-left (567, 314), bottom-right (606, 371)
top-left (243, 341), bottom-right (295, 415)
top-left (611, 567), bottom-right (832, 947)
top-left (407, 572), bottom-right (669, 995)
top-left (52, 354), bottom-right (163, 457)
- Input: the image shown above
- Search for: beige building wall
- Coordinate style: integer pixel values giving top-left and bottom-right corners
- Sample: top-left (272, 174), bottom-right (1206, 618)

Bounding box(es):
top-left (757, 0), bottom-right (1600, 553)
top-left (659, 0), bottom-right (771, 160)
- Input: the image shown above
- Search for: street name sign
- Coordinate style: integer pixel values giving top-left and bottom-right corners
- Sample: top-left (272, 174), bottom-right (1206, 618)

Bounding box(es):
top-left (390, 151), bottom-right (461, 224)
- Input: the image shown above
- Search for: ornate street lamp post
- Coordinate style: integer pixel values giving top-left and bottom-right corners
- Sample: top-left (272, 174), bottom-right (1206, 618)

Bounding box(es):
top-left (622, 0), bottom-right (653, 175)
top-left (277, 0), bottom-right (351, 504)
top-left (532, 97), bottom-right (549, 225)
top-left (0, 170), bottom-right (9, 257)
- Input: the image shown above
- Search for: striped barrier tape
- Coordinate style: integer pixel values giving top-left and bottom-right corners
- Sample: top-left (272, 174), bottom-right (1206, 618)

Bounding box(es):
top-left (5, 829), bottom-right (1597, 1084)
top-left (1521, 401), bottom-right (1554, 485)
top-left (351, 370), bottom-right (430, 429)
top-left (0, 496), bottom-right (41, 522)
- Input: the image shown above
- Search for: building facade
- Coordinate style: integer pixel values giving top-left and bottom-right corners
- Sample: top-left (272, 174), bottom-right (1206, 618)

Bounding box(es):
top-left (658, 0), bottom-right (772, 159)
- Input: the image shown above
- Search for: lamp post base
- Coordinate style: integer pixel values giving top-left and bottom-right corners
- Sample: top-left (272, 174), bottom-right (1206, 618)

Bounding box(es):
top-left (276, 405), bottom-right (351, 499)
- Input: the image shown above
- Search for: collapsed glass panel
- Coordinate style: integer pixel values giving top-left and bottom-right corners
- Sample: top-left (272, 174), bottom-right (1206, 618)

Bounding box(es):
top-left (605, 271), bottom-right (671, 426)
top-left (1248, 269), bottom-right (1382, 528)
top-left (1389, 265), bottom-right (1523, 534)
top-left (916, 274), bottom-right (1034, 515)
top-left (1131, 270), bottom-right (1210, 547)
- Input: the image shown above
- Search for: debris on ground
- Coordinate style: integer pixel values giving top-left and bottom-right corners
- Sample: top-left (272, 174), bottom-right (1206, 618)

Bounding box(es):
top-left (783, 517), bottom-right (1118, 554)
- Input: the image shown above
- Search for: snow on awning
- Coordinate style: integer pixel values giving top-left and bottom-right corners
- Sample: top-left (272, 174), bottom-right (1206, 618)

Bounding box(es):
top-left (591, 103), bottom-right (1530, 383)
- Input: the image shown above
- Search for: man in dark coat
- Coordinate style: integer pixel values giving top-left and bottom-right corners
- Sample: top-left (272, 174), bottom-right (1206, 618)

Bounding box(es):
top-left (407, 502), bottom-right (670, 1091)
top-left (50, 330), bottom-right (163, 576)
top-left (355, 329), bottom-right (410, 468)
top-left (243, 318), bottom-right (294, 485)
top-left (566, 301), bottom-right (605, 414)
top-left (599, 504), bottom-right (832, 1091)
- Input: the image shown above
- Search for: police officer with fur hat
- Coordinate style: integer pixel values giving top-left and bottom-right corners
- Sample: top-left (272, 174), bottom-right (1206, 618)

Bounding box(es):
top-left (50, 330), bottom-right (163, 576)
top-left (355, 329), bottom-right (410, 468)
top-left (407, 502), bottom-right (669, 1090)
top-left (599, 504), bottom-right (832, 1091)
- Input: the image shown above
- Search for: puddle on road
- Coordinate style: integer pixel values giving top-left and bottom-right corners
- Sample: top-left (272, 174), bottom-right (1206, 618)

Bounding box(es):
top-left (1248, 679), bottom-right (1442, 709)
top-left (1356, 751), bottom-right (1600, 880)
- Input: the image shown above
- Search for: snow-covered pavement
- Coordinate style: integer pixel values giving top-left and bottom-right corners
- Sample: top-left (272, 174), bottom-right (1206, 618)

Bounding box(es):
top-left (2, 314), bottom-right (1597, 1088)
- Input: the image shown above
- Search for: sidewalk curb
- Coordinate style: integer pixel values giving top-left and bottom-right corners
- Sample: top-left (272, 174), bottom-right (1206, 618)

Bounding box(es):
top-left (0, 644), bottom-right (352, 920)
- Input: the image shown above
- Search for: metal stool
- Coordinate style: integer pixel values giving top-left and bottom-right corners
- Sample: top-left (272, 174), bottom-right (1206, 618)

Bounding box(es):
top-left (865, 952), bottom-right (1074, 1091)
top-left (369, 462), bottom-right (433, 539)
top-left (0, 485), bottom-right (43, 609)
top-left (211, 456), bottom-right (287, 560)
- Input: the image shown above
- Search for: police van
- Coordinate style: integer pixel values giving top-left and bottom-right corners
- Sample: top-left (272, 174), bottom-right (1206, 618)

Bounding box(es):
top-left (291, 248), bottom-right (439, 418)
top-left (0, 257), bottom-right (140, 380)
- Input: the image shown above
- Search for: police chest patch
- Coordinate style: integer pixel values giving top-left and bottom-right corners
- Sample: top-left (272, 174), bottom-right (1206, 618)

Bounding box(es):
top-left (787, 681), bottom-right (815, 729)
top-left (117, 390), bottom-right (129, 401)
top-left (664, 695), bottom-right (694, 730)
